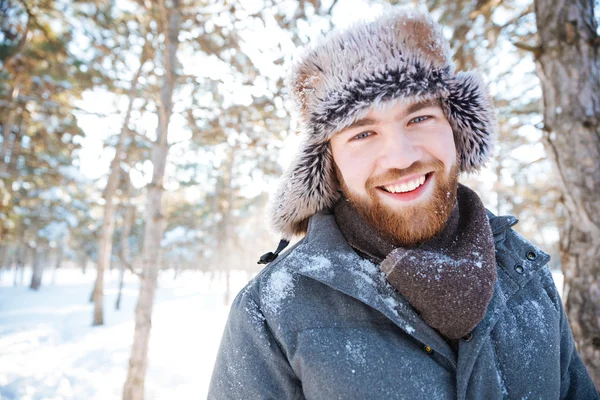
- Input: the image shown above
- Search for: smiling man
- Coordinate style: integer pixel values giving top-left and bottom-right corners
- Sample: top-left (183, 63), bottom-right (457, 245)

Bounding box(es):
top-left (209, 7), bottom-right (598, 400)
top-left (330, 98), bottom-right (459, 248)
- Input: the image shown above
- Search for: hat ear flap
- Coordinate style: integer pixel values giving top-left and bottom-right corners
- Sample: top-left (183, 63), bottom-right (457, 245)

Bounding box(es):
top-left (270, 139), bottom-right (340, 238)
top-left (444, 71), bottom-right (496, 172)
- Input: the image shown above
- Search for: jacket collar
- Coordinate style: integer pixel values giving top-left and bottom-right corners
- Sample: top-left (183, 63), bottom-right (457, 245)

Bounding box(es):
top-left (292, 208), bottom-right (550, 369)
top-left (487, 211), bottom-right (519, 235)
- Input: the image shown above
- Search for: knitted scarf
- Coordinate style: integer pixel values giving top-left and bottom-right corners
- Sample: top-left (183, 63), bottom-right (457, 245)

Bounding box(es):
top-left (334, 184), bottom-right (497, 340)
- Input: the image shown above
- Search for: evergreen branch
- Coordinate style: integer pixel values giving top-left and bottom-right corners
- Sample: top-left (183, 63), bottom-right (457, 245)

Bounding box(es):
top-left (16, 0), bottom-right (57, 45)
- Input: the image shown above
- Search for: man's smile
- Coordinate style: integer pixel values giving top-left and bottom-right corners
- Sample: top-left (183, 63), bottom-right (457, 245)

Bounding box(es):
top-left (376, 172), bottom-right (434, 202)
top-left (379, 173), bottom-right (430, 193)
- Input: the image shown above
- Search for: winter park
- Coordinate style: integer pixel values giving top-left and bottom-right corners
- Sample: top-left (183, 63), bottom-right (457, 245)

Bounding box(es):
top-left (1, 0), bottom-right (599, 399)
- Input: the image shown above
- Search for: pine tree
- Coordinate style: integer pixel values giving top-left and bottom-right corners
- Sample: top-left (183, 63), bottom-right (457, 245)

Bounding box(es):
top-left (532, 0), bottom-right (600, 388)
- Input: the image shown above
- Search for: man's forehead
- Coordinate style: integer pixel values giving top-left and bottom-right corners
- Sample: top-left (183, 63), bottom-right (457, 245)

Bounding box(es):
top-left (368, 98), bottom-right (442, 116)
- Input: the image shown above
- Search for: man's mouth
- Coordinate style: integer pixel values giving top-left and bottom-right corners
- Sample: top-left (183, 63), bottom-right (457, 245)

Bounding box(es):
top-left (379, 173), bottom-right (430, 194)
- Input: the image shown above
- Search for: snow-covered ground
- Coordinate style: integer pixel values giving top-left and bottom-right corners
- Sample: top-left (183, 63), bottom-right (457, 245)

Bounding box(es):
top-left (0, 268), bottom-right (251, 400)
top-left (0, 266), bottom-right (565, 400)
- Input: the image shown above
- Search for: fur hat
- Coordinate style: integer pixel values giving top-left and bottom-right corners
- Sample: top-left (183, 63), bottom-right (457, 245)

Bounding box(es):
top-left (270, 7), bottom-right (496, 239)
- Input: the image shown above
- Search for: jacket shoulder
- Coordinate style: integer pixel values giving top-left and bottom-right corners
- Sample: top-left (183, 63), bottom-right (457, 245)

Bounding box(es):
top-left (235, 237), bottom-right (316, 312)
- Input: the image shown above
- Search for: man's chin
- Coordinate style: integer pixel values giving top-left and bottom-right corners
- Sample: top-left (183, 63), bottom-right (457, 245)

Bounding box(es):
top-left (375, 198), bottom-right (424, 222)
top-left (348, 179), bottom-right (456, 247)
top-left (376, 203), bottom-right (442, 246)
top-left (345, 196), bottom-right (436, 247)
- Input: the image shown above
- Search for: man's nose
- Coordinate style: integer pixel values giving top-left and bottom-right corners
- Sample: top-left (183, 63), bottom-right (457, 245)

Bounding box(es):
top-left (377, 129), bottom-right (423, 170)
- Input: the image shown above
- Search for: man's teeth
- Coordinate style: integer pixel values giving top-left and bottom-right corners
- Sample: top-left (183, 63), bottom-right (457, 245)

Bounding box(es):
top-left (382, 175), bottom-right (426, 193)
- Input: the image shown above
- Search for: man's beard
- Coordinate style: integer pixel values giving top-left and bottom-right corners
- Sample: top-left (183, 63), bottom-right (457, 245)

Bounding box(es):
top-left (336, 159), bottom-right (460, 248)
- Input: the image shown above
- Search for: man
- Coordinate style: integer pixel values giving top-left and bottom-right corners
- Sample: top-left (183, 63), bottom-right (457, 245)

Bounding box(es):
top-left (209, 7), bottom-right (598, 399)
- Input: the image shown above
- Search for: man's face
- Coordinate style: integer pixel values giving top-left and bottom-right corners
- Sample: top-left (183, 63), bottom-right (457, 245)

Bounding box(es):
top-left (329, 99), bottom-right (459, 247)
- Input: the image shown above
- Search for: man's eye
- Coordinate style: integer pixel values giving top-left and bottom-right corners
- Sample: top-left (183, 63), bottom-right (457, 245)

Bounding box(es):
top-left (410, 116), bottom-right (430, 124)
top-left (352, 131), bottom-right (373, 140)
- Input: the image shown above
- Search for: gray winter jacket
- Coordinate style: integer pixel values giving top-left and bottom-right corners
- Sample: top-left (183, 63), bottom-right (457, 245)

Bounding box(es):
top-left (208, 209), bottom-right (598, 399)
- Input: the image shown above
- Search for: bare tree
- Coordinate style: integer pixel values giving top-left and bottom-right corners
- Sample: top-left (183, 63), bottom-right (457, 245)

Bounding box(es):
top-left (13, 242), bottom-right (26, 287)
top-left (29, 245), bottom-right (44, 290)
top-left (116, 174), bottom-right (136, 311)
top-left (215, 146), bottom-right (236, 305)
top-left (533, 0), bottom-right (600, 389)
top-left (92, 42), bottom-right (149, 326)
top-left (122, 0), bottom-right (181, 398)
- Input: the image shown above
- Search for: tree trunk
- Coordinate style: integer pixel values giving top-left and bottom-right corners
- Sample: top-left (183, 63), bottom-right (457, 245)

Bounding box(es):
top-left (0, 93), bottom-right (27, 177)
top-left (215, 147), bottom-right (236, 305)
top-left (29, 246), bottom-right (44, 290)
top-left (92, 43), bottom-right (149, 327)
top-left (117, 183), bottom-right (136, 311)
top-left (14, 251), bottom-right (20, 286)
top-left (116, 262), bottom-right (125, 311)
top-left (19, 251), bottom-right (24, 285)
top-left (122, 2), bottom-right (180, 399)
top-left (14, 245), bottom-right (25, 286)
top-left (0, 244), bottom-right (7, 282)
top-left (55, 245), bottom-right (63, 270)
top-left (80, 254), bottom-right (87, 275)
top-left (224, 270), bottom-right (231, 306)
top-left (172, 262), bottom-right (179, 280)
top-left (52, 244), bottom-right (63, 285)
top-left (0, 99), bottom-right (19, 175)
top-left (533, 0), bottom-right (600, 389)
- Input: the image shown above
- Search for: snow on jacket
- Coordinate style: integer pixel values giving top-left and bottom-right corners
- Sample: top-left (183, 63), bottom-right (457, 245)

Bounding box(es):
top-left (208, 209), bottom-right (599, 399)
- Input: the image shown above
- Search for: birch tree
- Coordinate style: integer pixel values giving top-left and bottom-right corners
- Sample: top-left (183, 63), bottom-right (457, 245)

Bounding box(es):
top-left (116, 173), bottom-right (136, 310)
top-left (532, 0), bottom-right (600, 388)
top-left (122, 0), bottom-right (181, 398)
top-left (92, 39), bottom-right (149, 326)
top-left (29, 244), bottom-right (44, 290)
top-left (214, 146), bottom-right (235, 305)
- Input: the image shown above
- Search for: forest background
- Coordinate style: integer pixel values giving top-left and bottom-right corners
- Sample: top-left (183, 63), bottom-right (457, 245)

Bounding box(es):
top-left (1, 0), bottom-right (599, 398)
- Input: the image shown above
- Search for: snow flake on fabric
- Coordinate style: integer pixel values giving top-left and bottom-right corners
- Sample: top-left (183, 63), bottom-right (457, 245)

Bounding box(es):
top-left (495, 295), bottom-right (556, 373)
top-left (347, 257), bottom-right (387, 290)
top-left (344, 339), bottom-right (367, 367)
top-left (298, 254), bottom-right (334, 279)
top-left (382, 297), bottom-right (415, 333)
top-left (263, 269), bottom-right (296, 314)
top-left (512, 299), bottom-right (549, 336)
top-left (244, 296), bottom-right (267, 338)
top-left (286, 246), bottom-right (421, 337)
top-left (345, 256), bottom-right (419, 335)
top-left (497, 369), bottom-right (509, 396)
top-left (405, 250), bottom-right (485, 281)
top-left (357, 258), bottom-right (378, 275)
top-left (382, 296), bottom-right (399, 310)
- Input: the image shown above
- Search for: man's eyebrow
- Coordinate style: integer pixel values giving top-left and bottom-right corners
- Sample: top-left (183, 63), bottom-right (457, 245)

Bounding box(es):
top-left (335, 99), bottom-right (441, 136)
top-left (403, 99), bottom-right (441, 118)
top-left (337, 117), bottom-right (380, 135)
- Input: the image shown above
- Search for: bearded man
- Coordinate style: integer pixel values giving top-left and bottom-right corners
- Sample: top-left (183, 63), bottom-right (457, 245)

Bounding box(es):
top-left (209, 7), bottom-right (598, 399)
